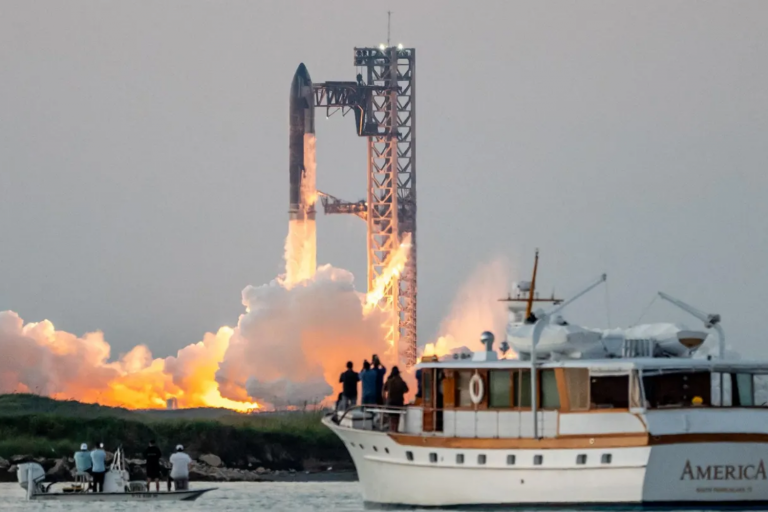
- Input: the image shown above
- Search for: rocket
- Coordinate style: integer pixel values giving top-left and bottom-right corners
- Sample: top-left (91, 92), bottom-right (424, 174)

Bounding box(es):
top-left (285, 63), bottom-right (317, 285)
top-left (289, 63), bottom-right (316, 222)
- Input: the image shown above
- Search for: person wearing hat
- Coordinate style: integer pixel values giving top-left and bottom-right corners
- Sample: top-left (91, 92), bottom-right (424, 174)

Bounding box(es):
top-left (74, 443), bottom-right (93, 489)
top-left (169, 444), bottom-right (191, 491)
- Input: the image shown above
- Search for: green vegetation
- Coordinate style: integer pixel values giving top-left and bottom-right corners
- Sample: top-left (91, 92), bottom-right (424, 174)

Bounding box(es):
top-left (0, 394), bottom-right (345, 470)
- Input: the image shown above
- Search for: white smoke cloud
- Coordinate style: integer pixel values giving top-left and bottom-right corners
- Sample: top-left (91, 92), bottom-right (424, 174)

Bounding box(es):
top-left (215, 264), bottom-right (389, 405)
top-left (423, 257), bottom-right (513, 358)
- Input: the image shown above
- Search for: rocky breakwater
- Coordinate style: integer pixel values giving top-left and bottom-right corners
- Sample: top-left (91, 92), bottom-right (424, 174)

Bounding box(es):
top-left (1, 452), bottom-right (356, 483)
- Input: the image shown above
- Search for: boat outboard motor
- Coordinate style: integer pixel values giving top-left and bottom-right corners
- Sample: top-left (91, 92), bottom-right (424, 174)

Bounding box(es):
top-left (17, 462), bottom-right (46, 498)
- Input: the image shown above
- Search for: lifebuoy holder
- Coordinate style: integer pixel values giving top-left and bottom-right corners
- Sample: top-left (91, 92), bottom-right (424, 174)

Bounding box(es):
top-left (469, 372), bottom-right (484, 405)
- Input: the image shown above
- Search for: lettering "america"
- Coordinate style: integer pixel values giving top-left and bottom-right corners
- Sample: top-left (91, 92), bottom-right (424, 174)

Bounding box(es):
top-left (681, 460), bottom-right (767, 481)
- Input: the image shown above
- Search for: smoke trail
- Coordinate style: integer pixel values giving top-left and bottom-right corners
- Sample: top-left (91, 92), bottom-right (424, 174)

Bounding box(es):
top-left (423, 257), bottom-right (513, 358)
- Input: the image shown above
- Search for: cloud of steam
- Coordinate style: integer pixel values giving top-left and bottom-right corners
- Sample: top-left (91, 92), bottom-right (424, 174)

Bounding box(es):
top-left (0, 263), bottom-right (389, 409)
top-left (216, 264), bottom-right (389, 406)
top-left (423, 257), bottom-right (513, 358)
top-left (0, 310), bottom-right (179, 407)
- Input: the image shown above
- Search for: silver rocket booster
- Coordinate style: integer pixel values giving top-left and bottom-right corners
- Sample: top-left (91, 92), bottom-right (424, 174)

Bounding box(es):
top-left (289, 63), bottom-right (316, 221)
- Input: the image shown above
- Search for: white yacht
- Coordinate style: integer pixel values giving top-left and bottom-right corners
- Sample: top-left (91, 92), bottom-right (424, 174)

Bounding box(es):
top-left (323, 253), bottom-right (768, 508)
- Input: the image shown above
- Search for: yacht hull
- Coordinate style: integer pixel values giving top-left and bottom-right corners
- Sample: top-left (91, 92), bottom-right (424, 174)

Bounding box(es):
top-left (323, 418), bottom-right (768, 507)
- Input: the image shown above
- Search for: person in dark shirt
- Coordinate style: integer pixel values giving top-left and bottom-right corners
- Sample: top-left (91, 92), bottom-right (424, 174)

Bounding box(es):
top-left (384, 366), bottom-right (410, 431)
top-left (372, 354), bottom-right (387, 405)
top-left (339, 361), bottom-right (360, 410)
top-left (144, 440), bottom-right (163, 492)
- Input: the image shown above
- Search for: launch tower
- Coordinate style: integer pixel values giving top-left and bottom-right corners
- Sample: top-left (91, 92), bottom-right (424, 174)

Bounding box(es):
top-left (313, 46), bottom-right (417, 367)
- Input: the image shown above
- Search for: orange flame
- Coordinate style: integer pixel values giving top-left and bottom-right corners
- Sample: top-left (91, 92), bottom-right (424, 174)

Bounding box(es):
top-left (364, 233), bottom-right (412, 313)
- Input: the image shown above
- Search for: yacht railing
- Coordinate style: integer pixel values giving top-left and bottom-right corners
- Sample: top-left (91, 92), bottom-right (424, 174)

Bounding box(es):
top-left (332, 404), bottom-right (558, 438)
top-left (332, 404), bottom-right (408, 432)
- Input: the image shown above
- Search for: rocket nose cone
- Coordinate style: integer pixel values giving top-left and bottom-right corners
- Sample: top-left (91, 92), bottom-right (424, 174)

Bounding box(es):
top-left (294, 63), bottom-right (311, 82)
top-left (291, 63), bottom-right (313, 99)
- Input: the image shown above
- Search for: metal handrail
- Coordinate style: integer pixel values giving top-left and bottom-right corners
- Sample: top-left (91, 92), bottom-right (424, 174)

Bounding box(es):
top-left (333, 404), bottom-right (409, 431)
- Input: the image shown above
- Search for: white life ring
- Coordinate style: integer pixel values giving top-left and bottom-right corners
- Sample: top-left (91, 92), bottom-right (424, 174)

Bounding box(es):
top-left (469, 373), bottom-right (484, 405)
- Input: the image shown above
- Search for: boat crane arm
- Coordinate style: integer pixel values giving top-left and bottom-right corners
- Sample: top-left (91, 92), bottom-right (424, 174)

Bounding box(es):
top-left (532, 273), bottom-right (607, 320)
top-left (658, 291), bottom-right (724, 359)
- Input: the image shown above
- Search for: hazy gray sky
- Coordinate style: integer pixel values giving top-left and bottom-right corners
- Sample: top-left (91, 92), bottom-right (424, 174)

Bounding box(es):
top-left (1, 1), bottom-right (767, 358)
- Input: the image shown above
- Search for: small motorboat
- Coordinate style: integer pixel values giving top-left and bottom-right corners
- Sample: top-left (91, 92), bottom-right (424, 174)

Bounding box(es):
top-left (17, 447), bottom-right (216, 501)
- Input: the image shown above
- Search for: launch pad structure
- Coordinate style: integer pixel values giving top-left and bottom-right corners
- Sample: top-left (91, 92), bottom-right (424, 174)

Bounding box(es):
top-left (313, 47), bottom-right (417, 368)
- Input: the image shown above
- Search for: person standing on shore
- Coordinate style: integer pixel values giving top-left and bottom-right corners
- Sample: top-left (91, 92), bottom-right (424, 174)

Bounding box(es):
top-left (144, 440), bottom-right (162, 492)
top-left (339, 361), bottom-right (359, 410)
top-left (169, 444), bottom-right (191, 491)
top-left (372, 355), bottom-right (387, 405)
top-left (90, 443), bottom-right (106, 493)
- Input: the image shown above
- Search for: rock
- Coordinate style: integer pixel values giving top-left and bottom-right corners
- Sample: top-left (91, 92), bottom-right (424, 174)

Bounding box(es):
top-left (8, 465), bottom-right (17, 473)
top-left (46, 459), bottom-right (71, 481)
top-left (11, 455), bottom-right (31, 464)
top-left (247, 455), bottom-right (261, 466)
top-left (0, 457), bottom-right (9, 470)
top-left (255, 467), bottom-right (267, 474)
top-left (199, 454), bottom-right (222, 468)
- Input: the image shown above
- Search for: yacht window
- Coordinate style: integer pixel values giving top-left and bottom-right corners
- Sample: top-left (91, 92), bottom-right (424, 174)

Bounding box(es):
top-left (540, 370), bottom-right (560, 409)
top-left (478, 454), bottom-right (487, 465)
top-left (457, 371), bottom-right (473, 407)
top-left (564, 368), bottom-right (590, 411)
top-left (507, 455), bottom-right (516, 465)
top-left (429, 453), bottom-right (438, 463)
top-left (734, 373), bottom-right (754, 407)
top-left (406, 451), bottom-right (413, 461)
top-left (456, 454), bottom-right (464, 464)
top-left (601, 454), bottom-right (612, 464)
top-left (590, 375), bottom-right (629, 409)
top-left (629, 370), bottom-right (643, 409)
top-left (489, 371), bottom-right (512, 408)
top-left (423, 370), bottom-right (433, 404)
top-left (576, 454), bottom-right (587, 465)
top-left (755, 375), bottom-right (768, 406)
top-left (534, 455), bottom-right (543, 465)
top-left (513, 370), bottom-right (532, 408)
top-left (712, 372), bottom-right (732, 406)
top-left (643, 372), bottom-right (711, 408)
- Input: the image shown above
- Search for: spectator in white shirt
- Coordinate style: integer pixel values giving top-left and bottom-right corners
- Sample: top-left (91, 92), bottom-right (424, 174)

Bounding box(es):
top-left (169, 444), bottom-right (192, 491)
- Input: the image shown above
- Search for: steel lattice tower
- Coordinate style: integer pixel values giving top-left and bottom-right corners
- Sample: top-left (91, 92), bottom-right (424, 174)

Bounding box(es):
top-left (358, 47), bottom-right (417, 368)
top-left (313, 47), bottom-right (417, 368)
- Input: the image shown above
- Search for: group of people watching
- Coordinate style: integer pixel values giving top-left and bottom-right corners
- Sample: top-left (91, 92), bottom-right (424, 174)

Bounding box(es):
top-left (73, 443), bottom-right (107, 492)
top-left (73, 441), bottom-right (191, 493)
top-left (337, 354), bottom-right (410, 418)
